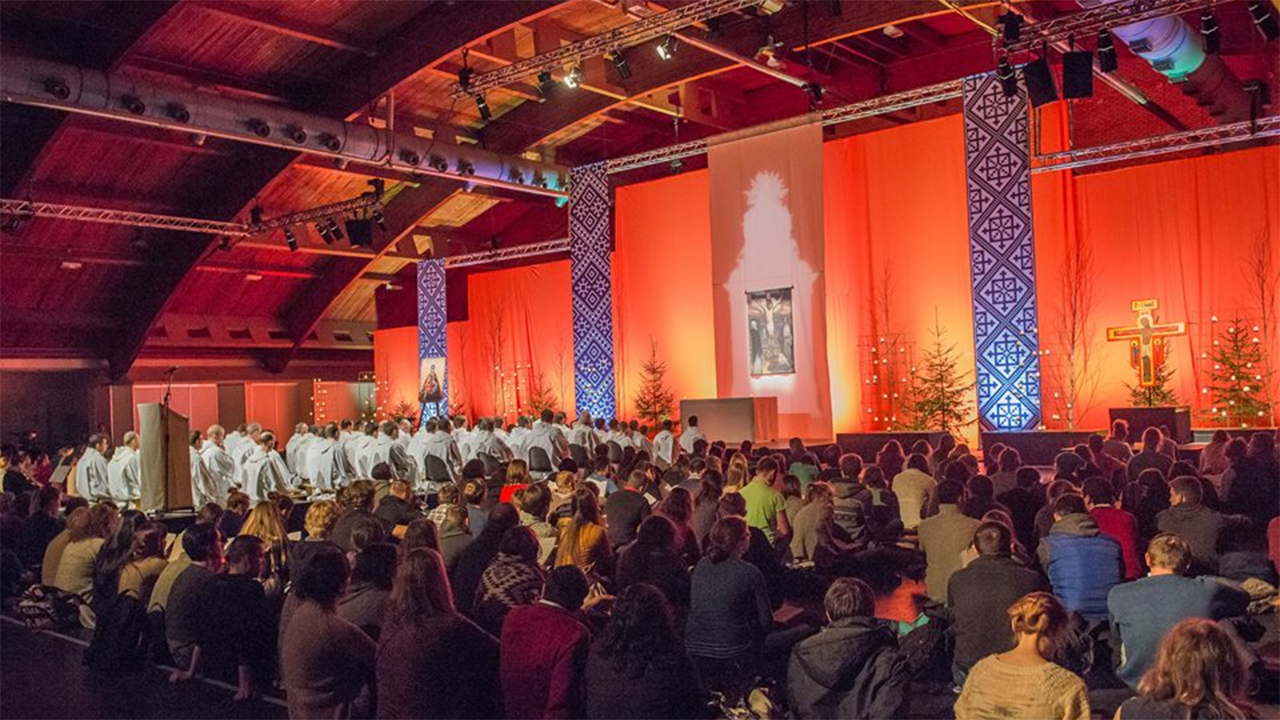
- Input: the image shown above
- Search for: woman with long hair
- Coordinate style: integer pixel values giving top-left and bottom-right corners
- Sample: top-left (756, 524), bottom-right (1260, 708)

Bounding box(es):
top-left (400, 516), bottom-right (439, 554)
top-left (555, 487), bottom-right (613, 578)
top-left (585, 583), bottom-right (703, 718)
top-left (117, 520), bottom-right (168, 601)
top-left (90, 509), bottom-right (145, 608)
top-left (377, 548), bottom-right (501, 718)
top-left (955, 592), bottom-right (1089, 720)
top-left (238, 501), bottom-right (290, 588)
top-left (616, 515), bottom-right (691, 611)
top-left (1117, 618), bottom-right (1255, 720)
top-left (876, 440), bottom-right (906, 483)
top-left (473, 526), bottom-right (545, 636)
top-left (691, 471), bottom-right (723, 546)
top-left (725, 453), bottom-right (750, 493)
top-left (656, 486), bottom-right (700, 564)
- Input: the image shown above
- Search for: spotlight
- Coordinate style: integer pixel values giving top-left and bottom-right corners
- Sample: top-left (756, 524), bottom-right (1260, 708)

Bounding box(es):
top-left (669, 157), bottom-right (684, 175)
top-left (458, 67), bottom-right (473, 92)
top-left (316, 221), bottom-right (333, 244)
top-left (44, 77), bottom-right (70, 100)
top-left (997, 11), bottom-right (1024, 45)
top-left (537, 70), bottom-right (555, 95)
top-left (1022, 56), bottom-right (1058, 107)
top-left (427, 155), bottom-right (449, 173)
top-left (804, 82), bottom-right (824, 109)
top-left (248, 118), bottom-right (271, 137)
top-left (284, 227), bottom-right (298, 252)
top-left (657, 35), bottom-right (677, 61)
top-left (399, 148), bottom-right (421, 166)
top-left (611, 51), bottom-right (632, 81)
top-left (319, 133), bottom-right (342, 152)
top-left (250, 206), bottom-right (264, 226)
top-left (288, 126), bottom-right (307, 144)
top-left (371, 208), bottom-right (386, 232)
top-left (326, 218), bottom-right (343, 242)
top-left (475, 94), bottom-right (491, 121)
top-left (1097, 29), bottom-right (1117, 72)
top-left (122, 96), bottom-right (146, 115)
top-left (1062, 50), bottom-right (1094, 99)
top-left (509, 168), bottom-right (524, 184)
top-left (456, 159), bottom-right (475, 176)
top-left (167, 102), bottom-right (190, 123)
top-left (1201, 9), bottom-right (1220, 54)
top-left (1249, 1), bottom-right (1279, 41)
top-left (345, 217), bottom-right (373, 247)
top-left (563, 65), bottom-right (583, 89)
top-left (997, 56), bottom-right (1019, 97)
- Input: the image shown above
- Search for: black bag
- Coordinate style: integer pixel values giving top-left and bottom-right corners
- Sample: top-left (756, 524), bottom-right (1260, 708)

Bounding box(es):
top-left (17, 584), bottom-right (81, 629)
top-left (84, 592), bottom-right (149, 673)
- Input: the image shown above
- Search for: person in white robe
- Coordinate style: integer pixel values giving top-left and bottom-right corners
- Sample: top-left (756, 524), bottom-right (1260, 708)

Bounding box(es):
top-left (240, 431), bottom-right (293, 504)
top-left (189, 432), bottom-right (223, 507)
top-left (652, 419), bottom-right (679, 467)
top-left (285, 423), bottom-right (311, 473)
top-left (361, 421), bottom-right (415, 482)
top-left (107, 432), bottom-right (142, 508)
top-left (293, 427), bottom-right (323, 485)
top-left (632, 422), bottom-right (655, 459)
top-left (346, 422), bottom-right (375, 475)
top-left (223, 424), bottom-right (247, 459)
top-left (494, 419), bottom-right (510, 443)
top-left (526, 409), bottom-right (570, 468)
top-left (507, 417), bottom-right (532, 463)
top-left (308, 424), bottom-right (353, 492)
top-left (553, 412), bottom-right (572, 441)
top-left (75, 434), bottom-right (111, 502)
top-left (232, 423), bottom-right (263, 479)
top-left (569, 413), bottom-right (598, 452)
top-left (417, 418), bottom-right (463, 488)
top-left (450, 416), bottom-right (475, 463)
top-left (680, 415), bottom-right (705, 455)
top-left (200, 424), bottom-right (238, 499)
top-left (469, 418), bottom-right (513, 463)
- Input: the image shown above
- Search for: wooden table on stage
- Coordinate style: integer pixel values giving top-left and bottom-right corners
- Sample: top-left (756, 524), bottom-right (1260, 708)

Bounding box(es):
top-left (680, 397), bottom-right (778, 444)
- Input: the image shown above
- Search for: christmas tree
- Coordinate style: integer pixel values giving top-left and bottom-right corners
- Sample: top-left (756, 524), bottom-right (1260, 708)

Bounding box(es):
top-left (906, 317), bottom-right (974, 433)
top-left (525, 369), bottom-right (558, 415)
top-left (1127, 364), bottom-right (1179, 407)
top-left (1204, 316), bottom-right (1272, 427)
top-left (634, 340), bottom-right (676, 425)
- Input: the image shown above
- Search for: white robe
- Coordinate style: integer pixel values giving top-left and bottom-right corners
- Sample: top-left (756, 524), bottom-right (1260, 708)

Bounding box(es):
top-left (285, 433), bottom-right (309, 473)
top-left (241, 448), bottom-right (293, 504)
top-left (679, 427), bottom-right (705, 454)
top-left (190, 447), bottom-right (223, 507)
top-left (469, 430), bottom-right (513, 463)
top-left (568, 423), bottom-right (599, 451)
top-left (507, 427), bottom-right (531, 462)
top-left (417, 431), bottom-right (462, 486)
top-left (525, 424), bottom-right (569, 469)
top-left (107, 446), bottom-right (141, 507)
top-left (652, 430), bottom-right (678, 465)
top-left (232, 439), bottom-right (259, 481)
top-left (76, 447), bottom-right (111, 501)
top-left (310, 439), bottom-right (354, 491)
top-left (346, 434), bottom-right (373, 473)
top-left (294, 435), bottom-right (320, 482)
top-left (636, 434), bottom-right (655, 458)
top-left (200, 443), bottom-right (237, 498)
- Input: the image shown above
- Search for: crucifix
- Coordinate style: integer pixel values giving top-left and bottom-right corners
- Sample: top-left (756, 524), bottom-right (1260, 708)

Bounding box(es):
top-left (1106, 299), bottom-right (1186, 388)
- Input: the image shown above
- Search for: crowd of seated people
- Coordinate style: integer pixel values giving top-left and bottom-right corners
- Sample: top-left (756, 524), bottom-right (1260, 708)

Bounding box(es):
top-left (0, 415), bottom-right (1277, 720)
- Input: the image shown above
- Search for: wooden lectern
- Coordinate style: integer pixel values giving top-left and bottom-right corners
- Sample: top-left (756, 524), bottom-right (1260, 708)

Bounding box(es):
top-left (137, 402), bottom-right (192, 512)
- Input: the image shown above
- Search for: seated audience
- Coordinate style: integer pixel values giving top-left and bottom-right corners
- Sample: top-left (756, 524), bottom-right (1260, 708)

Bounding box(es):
top-left (875, 440), bottom-right (906, 483)
top-left (786, 577), bottom-right (909, 719)
top-left (331, 481), bottom-right (377, 552)
top-left (585, 583), bottom-right (704, 719)
top-left (377, 548), bottom-right (501, 719)
top-left (996, 467), bottom-right (1044, 551)
top-left (163, 522), bottom-right (222, 675)
top-left (741, 457), bottom-right (791, 544)
top-left (501, 566), bottom-right (592, 720)
top-left (1034, 481), bottom-right (1079, 541)
top-left (116, 520), bottom-right (168, 601)
top-left (18, 484), bottom-right (63, 568)
top-left (197, 536), bottom-right (275, 701)
top-left (949, 522), bottom-right (1048, 683)
top-left (1116, 619), bottom-right (1256, 720)
top-left (283, 542), bottom-right (376, 718)
top-left (400, 516), bottom-right (438, 554)
top-left (954, 592), bottom-right (1089, 720)
top-left (1132, 468), bottom-right (1173, 541)
top-left (1083, 477), bottom-right (1142, 580)
top-left (1156, 475), bottom-right (1250, 575)
top-left (692, 473), bottom-right (723, 545)
top-left (960, 475), bottom-right (1004, 520)
top-left (1103, 419), bottom-right (1134, 462)
top-left (373, 479), bottom-right (420, 537)
top-left (616, 515), bottom-right (691, 611)
top-left (425, 482), bottom-right (460, 527)
top-left (918, 481), bottom-right (980, 603)
top-left (42, 505), bottom-right (88, 587)
top-left (338, 541), bottom-right (397, 640)
top-left (1128, 427), bottom-right (1174, 482)
top-left (291, 500), bottom-right (338, 578)
top-left (450, 502), bottom-right (521, 611)
top-left (555, 488), bottom-right (613, 579)
top-left (656, 486), bottom-right (700, 564)
top-left (603, 470), bottom-right (651, 548)
top-left (1108, 533), bottom-right (1250, 688)
top-left (1038, 493), bottom-right (1123, 621)
top-left (54, 502), bottom-right (118, 628)
top-left (473, 526), bottom-right (545, 636)
top-left (989, 449), bottom-right (1021, 497)
top-left (789, 482), bottom-right (854, 567)
top-left (893, 453), bottom-right (936, 531)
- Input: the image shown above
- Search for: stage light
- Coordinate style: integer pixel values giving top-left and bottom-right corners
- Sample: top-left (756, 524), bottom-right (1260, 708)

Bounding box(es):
top-left (997, 57), bottom-right (1019, 97)
top-left (1201, 9), bottom-right (1220, 54)
top-left (316, 221), bottom-right (333, 244)
top-left (167, 102), bottom-right (190, 123)
top-left (427, 155), bottom-right (449, 173)
top-left (657, 35), bottom-right (678, 61)
top-left (284, 227), bottom-right (298, 252)
top-left (122, 95), bottom-right (146, 116)
top-left (1062, 50), bottom-right (1094, 99)
top-left (1097, 29), bottom-right (1117, 72)
top-left (475, 94), bottom-right (491, 121)
top-left (458, 67), bottom-right (473, 93)
top-left (345, 217), bottom-right (373, 247)
top-left (611, 51), bottom-right (632, 81)
top-left (1022, 56), bottom-right (1058, 107)
top-left (319, 133), bottom-right (342, 152)
top-left (1249, 1), bottom-right (1279, 41)
top-left (371, 208), bottom-right (386, 232)
top-left (288, 126), bottom-right (307, 144)
top-left (804, 82), bottom-right (824, 109)
top-left (248, 118), bottom-right (271, 137)
top-left (537, 70), bottom-right (555, 95)
top-left (400, 148), bottom-right (421, 166)
top-left (44, 77), bottom-right (70, 100)
top-left (218, 236), bottom-right (232, 252)
top-left (706, 16), bottom-right (723, 38)
top-left (456, 159), bottom-right (475, 176)
top-left (326, 218), bottom-right (343, 242)
top-left (563, 65), bottom-right (583, 89)
top-left (998, 11), bottom-right (1024, 45)
top-left (669, 157), bottom-right (684, 175)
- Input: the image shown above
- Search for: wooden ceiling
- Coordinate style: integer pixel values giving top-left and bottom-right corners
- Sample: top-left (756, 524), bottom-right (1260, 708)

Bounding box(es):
top-left (1, 0), bottom-right (1275, 378)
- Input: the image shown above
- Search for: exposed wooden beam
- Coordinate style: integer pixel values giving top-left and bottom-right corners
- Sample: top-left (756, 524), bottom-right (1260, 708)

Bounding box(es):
top-left (190, 2), bottom-right (377, 56)
top-left (121, 55), bottom-right (292, 104)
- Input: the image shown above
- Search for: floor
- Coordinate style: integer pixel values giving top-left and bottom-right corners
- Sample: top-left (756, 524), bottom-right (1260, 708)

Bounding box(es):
top-left (0, 617), bottom-right (287, 720)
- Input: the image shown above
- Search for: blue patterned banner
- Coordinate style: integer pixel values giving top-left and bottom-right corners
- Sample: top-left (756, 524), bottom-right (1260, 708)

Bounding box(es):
top-left (962, 74), bottom-right (1042, 431)
top-left (417, 259), bottom-right (448, 419)
top-left (569, 162), bottom-right (617, 420)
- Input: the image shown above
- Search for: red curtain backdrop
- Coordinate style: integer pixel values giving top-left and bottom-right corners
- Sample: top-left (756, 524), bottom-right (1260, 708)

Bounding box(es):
top-left (447, 260), bottom-right (576, 421)
top-left (373, 326), bottom-right (420, 420)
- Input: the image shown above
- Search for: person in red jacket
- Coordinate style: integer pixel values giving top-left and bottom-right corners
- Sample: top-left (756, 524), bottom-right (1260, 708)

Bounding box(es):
top-left (500, 565), bottom-right (592, 719)
top-left (1084, 478), bottom-right (1142, 580)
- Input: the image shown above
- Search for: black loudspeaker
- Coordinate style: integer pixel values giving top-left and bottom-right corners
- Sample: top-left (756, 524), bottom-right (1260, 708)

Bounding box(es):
top-left (1022, 57), bottom-right (1058, 107)
top-left (1062, 51), bottom-right (1094, 98)
top-left (345, 218), bottom-right (373, 247)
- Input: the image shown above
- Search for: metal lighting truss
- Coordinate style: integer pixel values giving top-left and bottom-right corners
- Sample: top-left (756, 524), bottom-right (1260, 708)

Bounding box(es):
top-left (1003, 0), bottom-right (1209, 55)
top-left (1, 193), bottom-right (383, 237)
top-left (606, 79), bottom-right (964, 173)
top-left (451, 0), bottom-right (766, 98)
top-left (444, 237), bottom-right (571, 269)
top-left (1032, 116), bottom-right (1280, 172)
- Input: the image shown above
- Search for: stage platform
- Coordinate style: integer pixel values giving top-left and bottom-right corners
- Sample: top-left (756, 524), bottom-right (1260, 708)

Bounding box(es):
top-left (982, 430), bottom-right (1100, 467)
top-left (836, 432), bottom-right (952, 464)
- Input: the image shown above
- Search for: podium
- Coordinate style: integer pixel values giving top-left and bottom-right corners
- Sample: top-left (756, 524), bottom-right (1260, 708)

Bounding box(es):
top-left (137, 403), bottom-right (192, 512)
top-left (680, 397), bottom-right (779, 444)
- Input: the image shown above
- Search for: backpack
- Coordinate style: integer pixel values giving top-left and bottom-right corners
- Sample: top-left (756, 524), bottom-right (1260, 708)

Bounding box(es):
top-left (84, 592), bottom-right (149, 673)
top-left (17, 584), bottom-right (82, 629)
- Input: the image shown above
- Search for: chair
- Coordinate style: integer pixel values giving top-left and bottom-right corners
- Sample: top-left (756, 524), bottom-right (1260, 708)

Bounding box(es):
top-left (606, 441), bottom-right (624, 464)
top-left (477, 452), bottom-right (500, 478)
top-left (424, 455), bottom-right (452, 485)
top-left (528, 446), bottom-right (554, 479)
top-left (569, 443), bottom-right (589, 468)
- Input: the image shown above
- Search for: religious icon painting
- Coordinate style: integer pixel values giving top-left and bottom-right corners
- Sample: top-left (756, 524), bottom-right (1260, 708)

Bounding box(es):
top-left (418, 357), bottom-right (445, 405)
top-left (747, 287), bottom-right (795, 376)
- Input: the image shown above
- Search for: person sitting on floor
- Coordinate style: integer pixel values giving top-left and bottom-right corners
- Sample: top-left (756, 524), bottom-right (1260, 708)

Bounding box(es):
top-left (1037, 493), bottom-right (1123, 622)
top-left (501, 565), bottom-right (592, 720)
top-left (1115, 619), bottom-right (1256, 720)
